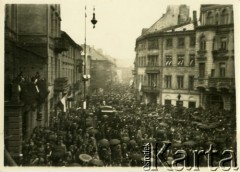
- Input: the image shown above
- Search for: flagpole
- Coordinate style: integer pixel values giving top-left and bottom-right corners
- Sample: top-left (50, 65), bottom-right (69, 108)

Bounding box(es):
top-left (83, 5), bottom-right (87, 109)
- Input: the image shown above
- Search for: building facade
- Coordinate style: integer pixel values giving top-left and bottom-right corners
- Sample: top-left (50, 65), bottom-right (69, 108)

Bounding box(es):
top-left (117, 67), bottom-right (133, 84)
top-left (134, 5), bottom-right (199, 107)
top-left (4, 4), bottom-right (83, 159)
top-left (195, 5), bottom-right (235, 110)
top-left (84, 45), bottom-right (117, 94)
top-left (161, 22), bottom-right (199, 108)
top-left (134, 4), bottom-right (235, 110)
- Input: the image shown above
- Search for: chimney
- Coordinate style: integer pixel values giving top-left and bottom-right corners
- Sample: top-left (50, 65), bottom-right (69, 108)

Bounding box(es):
top-left (193, 10), bottom-right (197, 27)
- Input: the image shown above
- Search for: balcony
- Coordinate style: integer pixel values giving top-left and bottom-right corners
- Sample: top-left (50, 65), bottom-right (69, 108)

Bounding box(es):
top-left (212, 49), bottom-right (229, 61)
top-left (208, 77), bottom-right (235, 90)
top-left (132, 69), bottom-right (137, 75)
top-left (142, 85), bottom-right (160, 94)
top-left (54, 38), bottom-right (69, 53)
top-left (197, 50), bottom-right (207, 55)
top-left (145, 66), bottom-right (160, 73)
top-left (196, 55), bottom-right (207, 61)
top-left (195, 78), bottom-right (208, 90)
top-left (54, 77), bottom-right (69, 93)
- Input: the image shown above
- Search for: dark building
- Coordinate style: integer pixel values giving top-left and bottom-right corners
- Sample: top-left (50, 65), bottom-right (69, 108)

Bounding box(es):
top-left (4, 4), bottom-right (83, 160)
top-left (194, 5), bottom-right (235, 110)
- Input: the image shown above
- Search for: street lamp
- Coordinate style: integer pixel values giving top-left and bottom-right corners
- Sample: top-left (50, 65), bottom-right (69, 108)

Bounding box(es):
top-left (83, 6), bottom-right (97, 109)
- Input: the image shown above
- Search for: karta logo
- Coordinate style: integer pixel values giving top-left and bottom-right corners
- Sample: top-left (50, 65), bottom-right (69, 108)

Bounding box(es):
top-left (142, 142), bottom-right (238, 171)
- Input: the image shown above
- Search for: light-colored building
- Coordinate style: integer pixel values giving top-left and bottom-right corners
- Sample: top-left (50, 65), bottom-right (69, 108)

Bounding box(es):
top-left (117, 67), bottom-right (133, 84)
top-left (161, 22), bottom-right (199, 108)
top-left (133, 4), bottom-right (235, 110)
top-left (134, 5), bottom-right (199, 107)
top-left (84, 45), bottom-right (117, 94)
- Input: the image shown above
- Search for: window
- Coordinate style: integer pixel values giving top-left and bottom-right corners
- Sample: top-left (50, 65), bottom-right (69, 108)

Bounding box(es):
top-left (148, 74), bottom-right (158, 87)
top-left (189, 102), bottom-right (196, 108)
top-left (220, 63), bottom-right (226, 77)
top-left (165, 75), bottom-right (172, 88)
top-left (178, 38), bottom-right (185, 47)
top-left (165, 100), bottom-right (171, 106)
top-left (166, 38), bottom-right (173, 48)
top-left (206, 11), bottom-right (214, 25)
top-left (142, 56), bottom-right (145, 66)
top-left (51, 10), bottom-right (54, 36)
top-left (165, 55), bottom-right (172, 66)
top-left (189, 76), bottom-right (194, 90)
top-left (144, 75), bottom-right (147, 85)
top-left (138, 42), bottom-right (145, 51)
top-left (211, 69), bottom-right (215, 77)
top-left (177, 55), bottom-right (184, 66)
top-left (189, 55), bottom-right (195, 66)
top-left (190, 37), bottom-right (196, 47)
top-left (220, 37), bottom-right (227, 50)
top-left (199, 63), bottom-right (205, 77)
top-left (148, 55), bottom-right (158, 66)
top-left (221, 9), bottom-right (229, 25)
top-left (177, 76), bottom-right (184, 89)
top-left (148, 39), bottom-right (158, 50)
top-left (176, 101), bottom-right (183, 107)
top-left (200, 36), bottom-right (206, 50)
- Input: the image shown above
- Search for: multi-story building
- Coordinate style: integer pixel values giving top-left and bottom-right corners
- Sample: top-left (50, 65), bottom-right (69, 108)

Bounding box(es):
top-left (117, 67), bottom-right (133, 84)
top-left (134, 5), bottom-right (199, 107)
top-left (194, 5), bottom-right (235, 110)
top-left (4, 4), bottom-right (83, 159)
top-left (84, 45), bottom-right (117, 94)
top-left (55, 31), bottom-right (83, 110)
top-left (134, 4), bottom-right (235, 110)
top-left (161, 21), bottom-right (199, 108)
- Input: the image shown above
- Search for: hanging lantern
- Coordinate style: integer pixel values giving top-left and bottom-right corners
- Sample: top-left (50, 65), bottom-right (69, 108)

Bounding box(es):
top-left (91, 7), bottom-right (97, 28)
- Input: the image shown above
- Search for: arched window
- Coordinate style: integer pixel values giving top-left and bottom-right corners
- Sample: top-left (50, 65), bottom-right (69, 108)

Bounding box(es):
top-left (206, 11), bottom-right (214, 25)
top-left (200, 35), bottom-right (206, 50)
top-left (221, 9), bottom-right (229, 24)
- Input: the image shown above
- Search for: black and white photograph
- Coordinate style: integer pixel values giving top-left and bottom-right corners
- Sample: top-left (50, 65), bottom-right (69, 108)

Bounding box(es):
top-left (2, 0), bottom-right (240, 171)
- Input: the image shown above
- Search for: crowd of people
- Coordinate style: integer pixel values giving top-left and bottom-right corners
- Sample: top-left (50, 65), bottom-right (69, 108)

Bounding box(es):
top-left (21, 83), bottom-right (236, 167)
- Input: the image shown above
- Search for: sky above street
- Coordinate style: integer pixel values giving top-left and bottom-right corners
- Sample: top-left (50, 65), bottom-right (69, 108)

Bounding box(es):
top-left (60, 0), bottom-right (204, 67)
top-left (1, 0), bottom-right (239, 68)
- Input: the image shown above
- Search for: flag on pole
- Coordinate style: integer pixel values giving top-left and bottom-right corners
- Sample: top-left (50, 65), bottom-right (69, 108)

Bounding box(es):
top-left (60, 96), bottom-right (66, 112)
top-left (138, 82), bottom-right (142, 92)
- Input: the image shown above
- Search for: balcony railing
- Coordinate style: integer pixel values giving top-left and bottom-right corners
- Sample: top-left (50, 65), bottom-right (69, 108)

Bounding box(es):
top-left (194, 78), bottom-right (208, 89)
top-left (195, 77), bottom-right (235, 91)
top-left (197, 50), bottom-right (207, 55)
top-left (54, 77), bottom-right (69, 93)
top-left (54, 38), bottom-right (69, 53)
top-left (212, 49), bottom-right (229, 61)
top-left (145, 66), bottom-right (160, 73)
top-left (208, 77), bottom-right (235, 90)
top-left (142, 85), bottom-right (160, 93)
